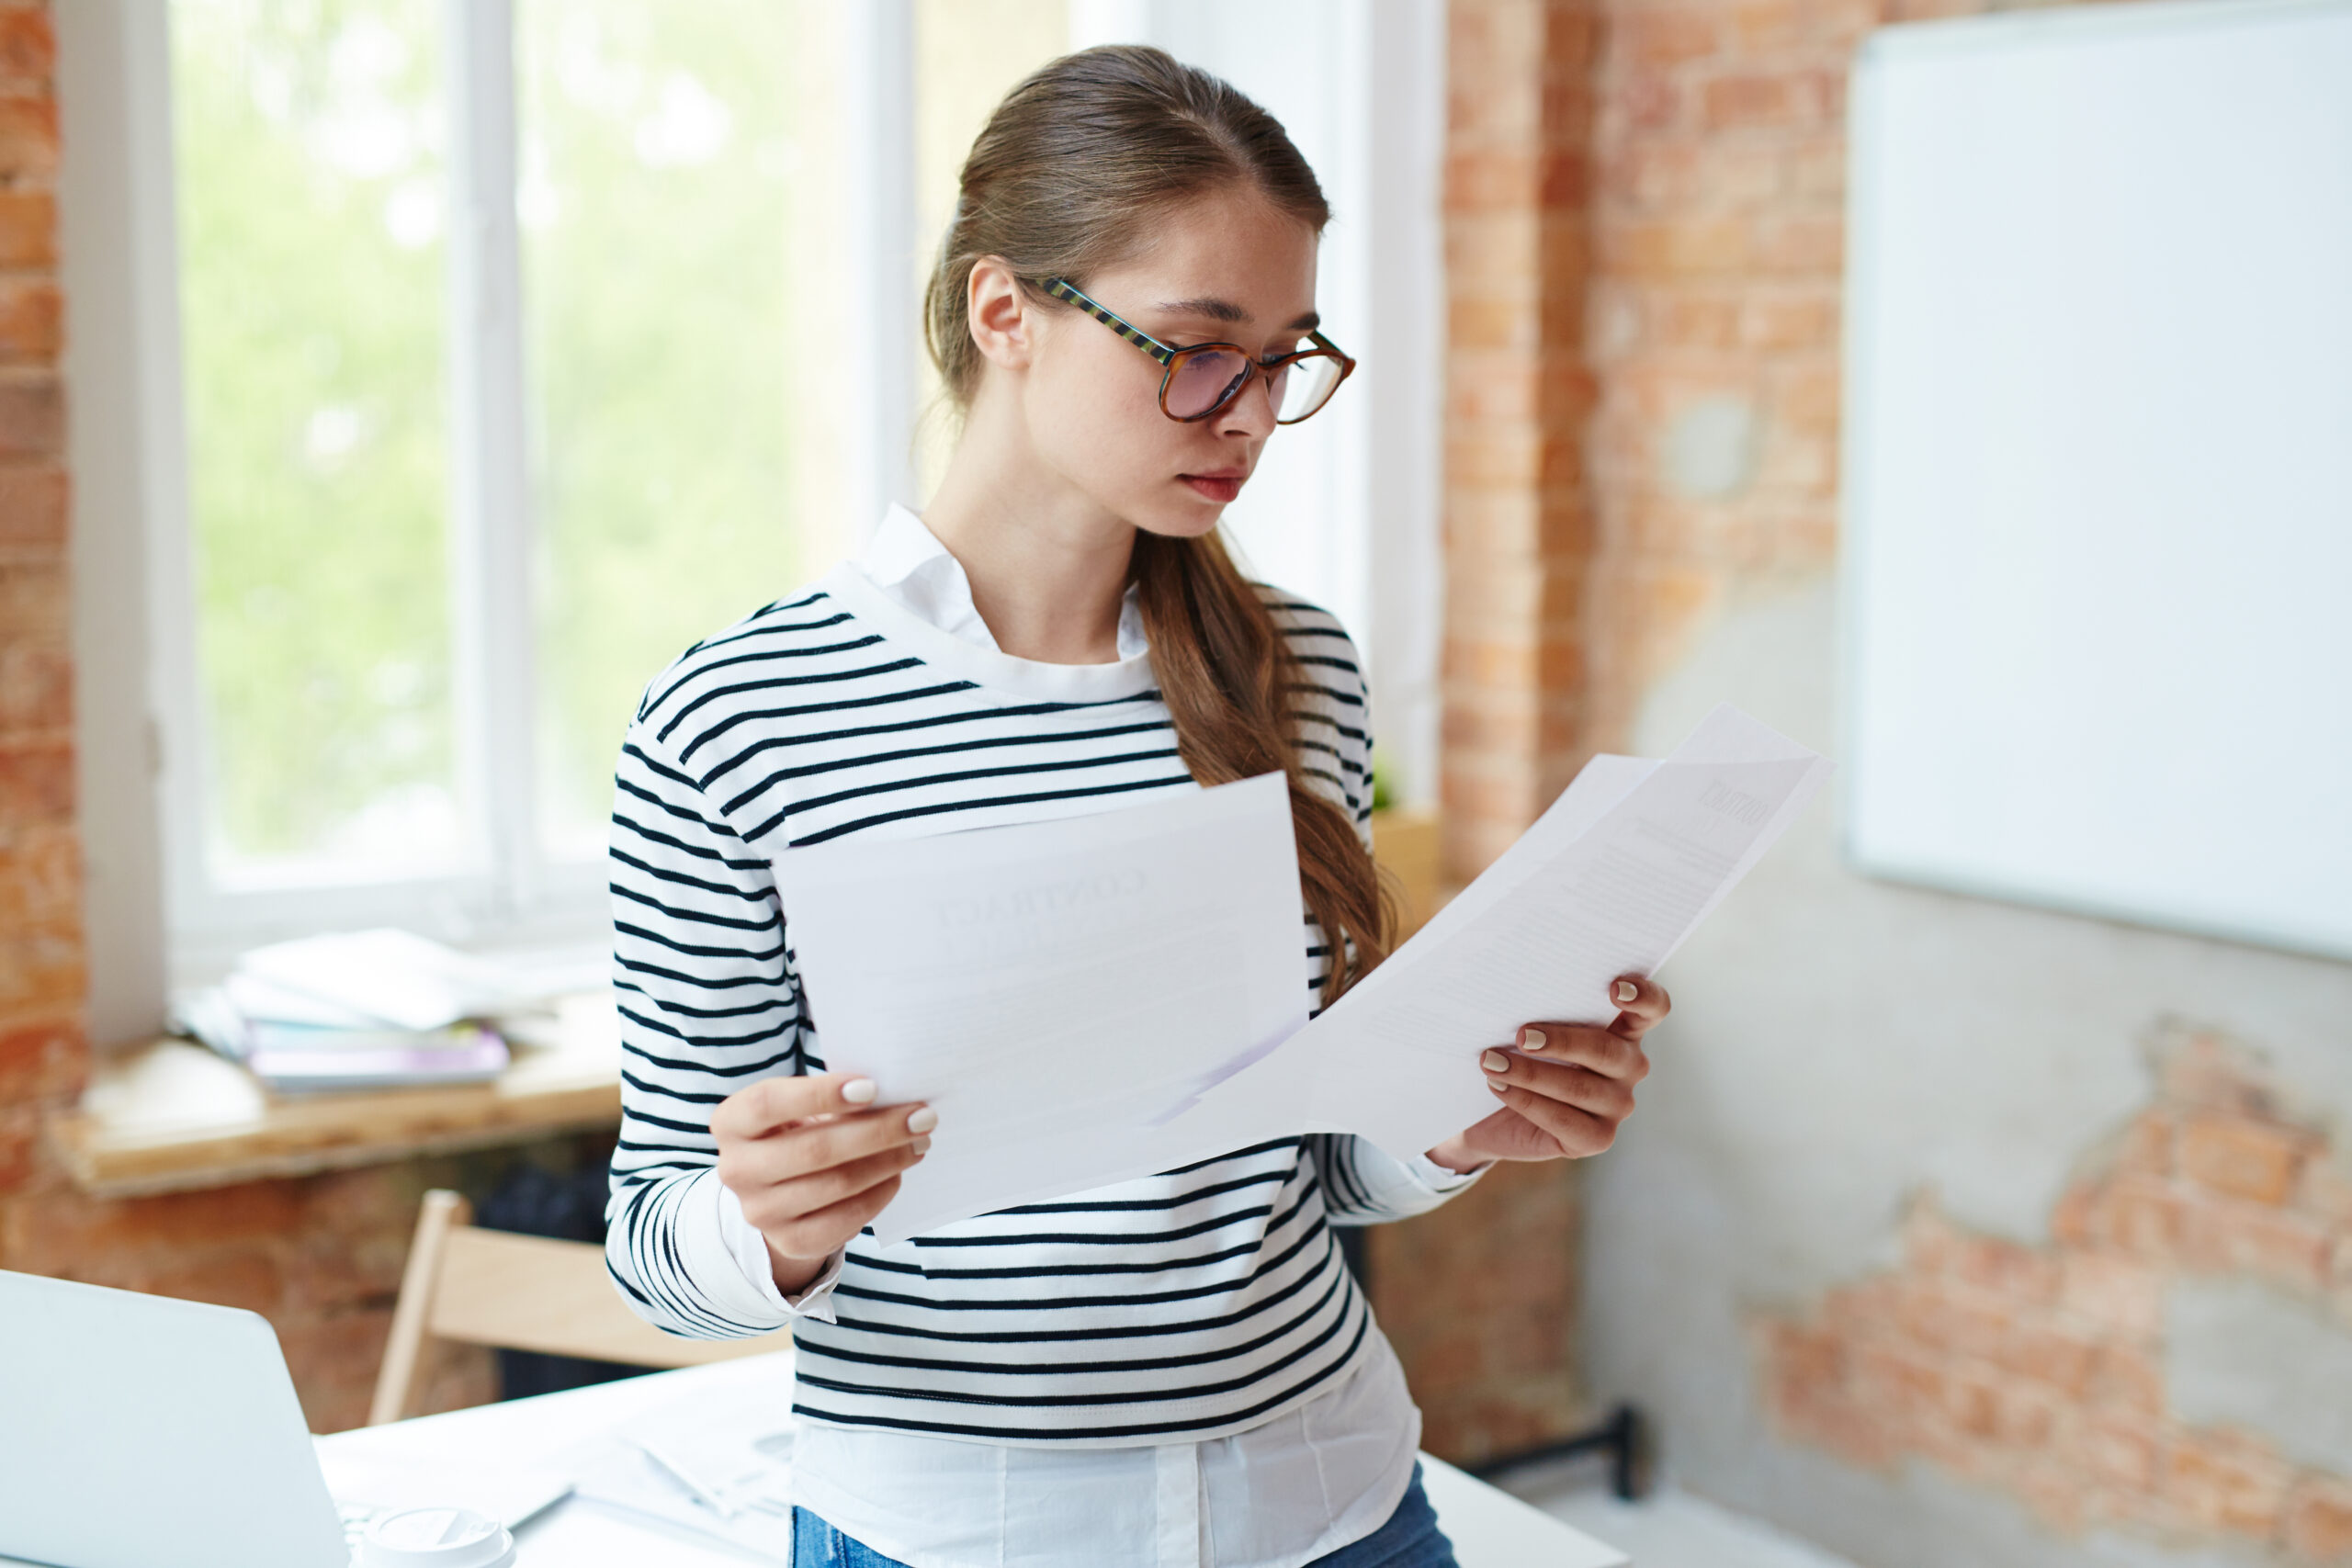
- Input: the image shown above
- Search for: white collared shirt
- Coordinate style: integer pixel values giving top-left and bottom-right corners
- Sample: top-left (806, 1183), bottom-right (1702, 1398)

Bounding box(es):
top-left (694, 505), bottom-right (1481, 1568)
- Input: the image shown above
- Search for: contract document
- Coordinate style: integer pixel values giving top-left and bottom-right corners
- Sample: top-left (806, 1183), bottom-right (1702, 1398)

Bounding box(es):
top-left (775, 705), bottom-right (1827, 1243)
top-left (1198, 703), bottom-right (1833, 1161)
top-left (775, 773), bottom-right (1312, 1244)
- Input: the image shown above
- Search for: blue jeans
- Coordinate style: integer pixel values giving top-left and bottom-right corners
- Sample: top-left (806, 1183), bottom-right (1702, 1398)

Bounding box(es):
top-left (792, 1460), bottom-right (1460, 1567)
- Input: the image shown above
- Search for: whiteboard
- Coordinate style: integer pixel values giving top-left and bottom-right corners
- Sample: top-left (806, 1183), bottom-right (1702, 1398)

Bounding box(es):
top-left (1841, 0), bottom-right (2352, 961)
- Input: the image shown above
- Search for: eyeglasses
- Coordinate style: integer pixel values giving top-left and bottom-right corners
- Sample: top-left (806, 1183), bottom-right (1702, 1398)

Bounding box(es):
top-left (1043, 276), bottom-right (1356, 425)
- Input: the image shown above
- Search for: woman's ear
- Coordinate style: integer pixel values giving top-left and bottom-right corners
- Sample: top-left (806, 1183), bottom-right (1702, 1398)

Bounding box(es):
top-left (966, 257), bottom-right (1035, 373)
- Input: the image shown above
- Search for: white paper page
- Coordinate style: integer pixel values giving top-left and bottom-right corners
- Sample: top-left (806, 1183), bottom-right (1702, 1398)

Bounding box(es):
top-left (775, 773), bottom-right (1311, 1244)
top-left (1186, 706), bottom-right (1831, 1161)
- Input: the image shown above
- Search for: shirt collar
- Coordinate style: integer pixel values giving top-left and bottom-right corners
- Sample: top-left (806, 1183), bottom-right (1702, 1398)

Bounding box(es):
top-left (852, 503), bottom-right (1148, 661)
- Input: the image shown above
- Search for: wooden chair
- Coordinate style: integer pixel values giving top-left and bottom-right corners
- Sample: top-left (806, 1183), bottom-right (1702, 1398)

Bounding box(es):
top-left (368, 1188), bottom-right (787, 1426)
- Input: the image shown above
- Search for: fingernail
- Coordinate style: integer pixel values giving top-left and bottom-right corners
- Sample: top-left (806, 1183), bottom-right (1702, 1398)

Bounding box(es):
top-left (911, 1137), bottom-right (932, 1156)
top-left (1489, 1079), bottom-right (1508, 1095)
top-left (1482, 1050), bottom-right (1510, 1074)
top-left (1521, 1027), bottom-right (1547, 1052)
top-left (1615, 980), bottom-right (1639, 1005)
top-left (906, 1107), bottom-right (939, 1134)
top-left (842, 1077), bottom-right (878, 1104)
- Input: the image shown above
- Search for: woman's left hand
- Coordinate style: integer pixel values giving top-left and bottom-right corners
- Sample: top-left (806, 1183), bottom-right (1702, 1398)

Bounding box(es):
top-left (1424, 975), bottom-right (1668, 1171)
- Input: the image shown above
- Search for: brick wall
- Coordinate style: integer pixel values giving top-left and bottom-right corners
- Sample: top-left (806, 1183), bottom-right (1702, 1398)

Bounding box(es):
top-left (1759, 1031), bottom-right (2352, 1561)
top-left (1581, 0), bottom-right (1875, 752)
top-left (0, 0), bottom-right (71, 1202)
top-left (1367, 0), bottom-right (1599, 1468)
top-left (1420, 0), bottom-right (2352, 1552)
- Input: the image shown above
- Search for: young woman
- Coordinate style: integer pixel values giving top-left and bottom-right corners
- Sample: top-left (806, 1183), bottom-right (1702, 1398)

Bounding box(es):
top-left (605, 45), bottom-right (1667, 1568)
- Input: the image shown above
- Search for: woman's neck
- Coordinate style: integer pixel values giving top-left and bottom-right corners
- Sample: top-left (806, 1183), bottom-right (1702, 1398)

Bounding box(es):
top-left (921, 399), bottom-right (1136, 666)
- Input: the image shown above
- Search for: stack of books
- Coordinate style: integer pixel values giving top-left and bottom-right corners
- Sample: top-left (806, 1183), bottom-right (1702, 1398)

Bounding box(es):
top-left (174, 929), bottom-right (554, 1094)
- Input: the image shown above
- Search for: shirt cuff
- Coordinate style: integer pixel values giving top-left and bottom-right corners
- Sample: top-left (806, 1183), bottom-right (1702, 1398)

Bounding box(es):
top-left (701, 1168), bottom-right (845, 1325)
top-left (1408, 1150), bottom-right (1492, 1192)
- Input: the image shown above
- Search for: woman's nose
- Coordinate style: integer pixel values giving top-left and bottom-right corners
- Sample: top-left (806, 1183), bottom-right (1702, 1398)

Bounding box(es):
top-left (1214, 369), bottom-right (1280, 437)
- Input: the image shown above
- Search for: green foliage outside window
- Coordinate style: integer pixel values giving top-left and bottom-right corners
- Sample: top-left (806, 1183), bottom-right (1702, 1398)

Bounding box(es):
top-left (174, 0), bottom-right (458, 870)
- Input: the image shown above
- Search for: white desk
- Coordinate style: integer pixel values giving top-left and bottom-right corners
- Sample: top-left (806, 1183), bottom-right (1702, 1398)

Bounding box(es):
top-left (312, 1356), bottom-right (1626, 1567)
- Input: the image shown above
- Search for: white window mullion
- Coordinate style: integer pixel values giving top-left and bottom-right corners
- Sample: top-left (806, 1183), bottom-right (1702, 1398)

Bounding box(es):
top-left (842, 0), bottom-right (918, 539)
top-left (444, 0), bottom-right (538, 931)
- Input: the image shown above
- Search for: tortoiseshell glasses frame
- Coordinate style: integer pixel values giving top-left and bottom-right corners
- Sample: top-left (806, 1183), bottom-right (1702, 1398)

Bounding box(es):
top-left (1042, 276), bottom-right (1358, 425)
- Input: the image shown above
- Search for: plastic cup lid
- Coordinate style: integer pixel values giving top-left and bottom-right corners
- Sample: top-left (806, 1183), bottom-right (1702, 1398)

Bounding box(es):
top-left (360, 1506), bottom-right (517, 1568)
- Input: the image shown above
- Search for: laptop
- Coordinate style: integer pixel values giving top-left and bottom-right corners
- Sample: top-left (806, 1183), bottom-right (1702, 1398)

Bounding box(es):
top-left (0, 1268), bottom-right (359, 1568)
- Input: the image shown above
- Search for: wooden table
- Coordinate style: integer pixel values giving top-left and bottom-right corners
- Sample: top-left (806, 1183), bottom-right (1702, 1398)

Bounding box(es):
top-left (312, 1355), bottom-right (1626, 1566)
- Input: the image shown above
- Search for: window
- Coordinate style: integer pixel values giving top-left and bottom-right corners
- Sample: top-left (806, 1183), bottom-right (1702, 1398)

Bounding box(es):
top-left (71, 0), bottom-right (1443, 1011)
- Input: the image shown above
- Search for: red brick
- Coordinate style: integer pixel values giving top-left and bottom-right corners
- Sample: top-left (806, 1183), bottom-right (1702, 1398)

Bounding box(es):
top-left (1786, 137), bottom-right (1847, 202)
top-left (2113, 1110), bottom-right (2179, 1178)
top-left (123, 1251), bottom-right (288, 1317)
top-left (2178, 1111), bottom-right (2312, 1204)
top-left (1606, 217), bottom-right (1751, 276)
top-left (278, 1310), bottom-right (399, 1434)
top-left (2283, 1477), bottom-right (2352, 1562)
top-left (1895, 1281), bottom-right (2010, 1362)
top-left (1770, 359), bottom-right (1840, 430)
top-left (2163, 1434), bottom-right (2294, 1540)
top-left (0, 188), bottom-right (51, 266)
top-left (2101, 1173), bottom-right (2188, 1259)
top-left (1615, 73), bottom-right (1683, 134)
top-left (1653, 292), bottom-right (1742, 349)
top-left (1852, 1342), bottom-right (1946, 1427)
top-left (0, 277), bottom-right (56, 363)
top-left (1949, 1232), bottom-right (2060, 1305)
top-left (1993, 1323), bottom-right (2100, 1397)
top-left (0, 375), bottom-right (59, 457)
top-left (0, 1013), bottom-right (83, 1102)
top-left (2079, 1414), bottom-right (2163, 1491)
top-left (1598, 143), bottom-right (1704, 209)
top-left (2177, 1199), bottom-right (2333, 1292)
top-left (1756, 430), bottom-right (1835, 496)
top-left (0, 925), bottom-right (78, 1016)
top-left (1754, 214), bottom-right (1845, 273)
top-left (2087, 1343), bottom-right (2165, 1417)
top-left (0, 734), bottom-right (68, 820)
top-left (0, 1102), bottom-right (40, 1198)
top-left (1618, 10), bottom-right (1719, 66)
top-left (1742, 292), bottom-right (1838, 350)
top-left (1699, 70), bottom-right (1840, 132)
top-left (0, 9), bottom-right (52, 80)
top-left (0, 96), bottom-right (53, 183)
top-left (2, 1182), bottom-right (308, 1273)
top-left (0, 823), bottom-right (74, 929)
top-left (2050, 1184), bottom-right (2098, 1247)
top-left (0, 463), bottom-right (62, 546)
top-left (2056, 1249), bottom-right (2165, 1340)
top-left (0, 638), bottom-right (66, 732)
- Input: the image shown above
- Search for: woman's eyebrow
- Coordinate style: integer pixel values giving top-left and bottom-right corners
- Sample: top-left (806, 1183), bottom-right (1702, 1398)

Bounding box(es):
top-left (1156, 296), bottom-right (1321, 333)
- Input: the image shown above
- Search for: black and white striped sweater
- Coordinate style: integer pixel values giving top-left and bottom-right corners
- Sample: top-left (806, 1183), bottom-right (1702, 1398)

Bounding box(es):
top-left (603, 535), bottom-right (1479, 1446)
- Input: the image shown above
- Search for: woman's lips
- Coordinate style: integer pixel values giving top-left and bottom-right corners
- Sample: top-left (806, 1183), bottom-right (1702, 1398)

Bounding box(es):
top-left (1182, 474), bottom-right (1244, 502)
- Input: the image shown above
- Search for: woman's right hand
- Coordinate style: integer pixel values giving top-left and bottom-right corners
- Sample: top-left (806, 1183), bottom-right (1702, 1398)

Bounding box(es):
top-left (710, 1072), bottom-right (935, 1296)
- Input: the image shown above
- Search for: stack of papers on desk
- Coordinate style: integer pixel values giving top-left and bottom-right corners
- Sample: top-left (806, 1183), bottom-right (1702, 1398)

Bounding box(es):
top-left (172, 929), bottom-right (560, 1092)
top-left (782, 704), bottom-right (1831, 1244)
top-left (558, 1376), bottom-right (797, 1561)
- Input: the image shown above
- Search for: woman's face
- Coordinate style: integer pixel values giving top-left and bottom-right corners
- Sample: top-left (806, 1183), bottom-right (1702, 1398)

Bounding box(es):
top-left (1016, 187), bottom-right (1322, 540)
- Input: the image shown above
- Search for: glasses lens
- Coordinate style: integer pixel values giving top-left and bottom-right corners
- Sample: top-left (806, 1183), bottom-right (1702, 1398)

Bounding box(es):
top-left (1164, 347), bottom-right (1251, 419)
top-left (1276, 354), bottom-right (1343, 423)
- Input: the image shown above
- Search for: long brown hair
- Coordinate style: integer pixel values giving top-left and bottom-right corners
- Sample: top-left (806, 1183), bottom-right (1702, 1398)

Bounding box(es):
top-left (923, 45), bottom-right (1389, 1005)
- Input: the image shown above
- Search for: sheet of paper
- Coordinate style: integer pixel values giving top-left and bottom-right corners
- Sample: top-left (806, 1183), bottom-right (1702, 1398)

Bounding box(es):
top-left (775, 772), bottom-right (1311, 1244)
top-left (1181, 705), bottom-right (1832, 1162)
